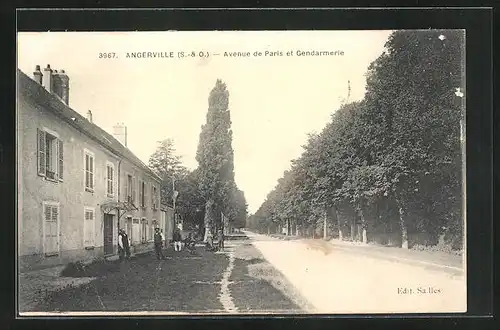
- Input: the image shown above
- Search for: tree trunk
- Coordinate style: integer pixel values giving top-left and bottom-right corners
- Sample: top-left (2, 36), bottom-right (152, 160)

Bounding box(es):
top-left (203, 198), bottom-right (214, 242)
top-left (350, 217), bottom-right (355, 241)
top-left (359, 208), bottom-right (367, 244)
top-left (335, 207), bottom-right (343, 241)
top-left (397, 200), bottom-right (409, 249)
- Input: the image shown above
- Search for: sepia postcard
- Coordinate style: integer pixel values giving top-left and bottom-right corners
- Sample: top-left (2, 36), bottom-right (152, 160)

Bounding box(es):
top-left (16, 29), bottom-right (466, 316)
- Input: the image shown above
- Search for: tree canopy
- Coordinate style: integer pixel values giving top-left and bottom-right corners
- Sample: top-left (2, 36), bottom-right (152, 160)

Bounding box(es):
top-left (248, 30), bottom-right (464, 250)
top-left (196, 79), bottom-right (247, 238)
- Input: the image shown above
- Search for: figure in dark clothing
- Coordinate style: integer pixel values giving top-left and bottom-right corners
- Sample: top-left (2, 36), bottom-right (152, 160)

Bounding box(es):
top-left (154, 227), bottom-right (165, 260)
top-left (184, 232), bottom-right (196, 255)
top-left (219, 231), bottom-right (225, 251)
top-left (118, 229), bottom-right (131, 261)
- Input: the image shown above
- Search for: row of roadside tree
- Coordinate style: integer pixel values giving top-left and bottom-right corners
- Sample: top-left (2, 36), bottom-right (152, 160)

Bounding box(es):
top-left (247, 30), bottom-right (465, 251)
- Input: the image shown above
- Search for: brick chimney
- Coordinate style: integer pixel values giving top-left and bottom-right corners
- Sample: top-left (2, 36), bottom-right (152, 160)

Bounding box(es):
top-left (42, 64), bottom-right (53, 92)
top-left (113, 123), bottom-right (127, 146)
top-left (86, 110), bottom-right (93, 123)
top-left (53, 69), bottom-right (70, 105)
top-left (33, 65), bottom-right (43, 85)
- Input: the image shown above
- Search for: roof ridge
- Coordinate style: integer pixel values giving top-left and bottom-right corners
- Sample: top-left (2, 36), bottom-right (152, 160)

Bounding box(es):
top-left (18, 69), bottom-right (161, 182)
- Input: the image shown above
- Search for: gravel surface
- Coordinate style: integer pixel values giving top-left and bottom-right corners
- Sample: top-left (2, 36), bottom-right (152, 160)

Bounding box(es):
top-left (248, 232), bottom-right (466, 314)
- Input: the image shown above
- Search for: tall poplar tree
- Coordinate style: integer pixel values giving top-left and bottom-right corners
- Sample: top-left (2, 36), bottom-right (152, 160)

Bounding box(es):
top-left (196, 79), bottom-right (236, 241)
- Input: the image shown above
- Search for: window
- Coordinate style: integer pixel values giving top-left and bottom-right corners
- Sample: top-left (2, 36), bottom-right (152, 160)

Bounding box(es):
top-left (141, 219), bottom-right (147, 243)
top-left (125, 174), bottom-right (134, 203)
top-left (84, 207), bottom-right (95, 247)
top-left (106, 163), bottom-right (114, 197)
top-left (141, 181), bottom-right (148, 208)
top-left (152, 185), bottom-right (158, 210)
top-left (84, 150), bottom-right (95, 192)
top-left (139, 179), bottom-right (146, 208)
top-left (43, 202), bottom-right (59, 256)
top-left (132, 176), bottom-right (136, 203)
top-left (37, 128), bottom-right (63, 181)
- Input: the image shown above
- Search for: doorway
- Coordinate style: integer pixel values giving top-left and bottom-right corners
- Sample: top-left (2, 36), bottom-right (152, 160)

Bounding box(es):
top-left (103, 213), bottom-right (114, 256)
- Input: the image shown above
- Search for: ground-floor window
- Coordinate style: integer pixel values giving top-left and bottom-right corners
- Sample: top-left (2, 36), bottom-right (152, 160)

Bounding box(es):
top-left (43, 202), bottom-right (60, 256)
top-left (141, 219), bottom-right (147, 243)
top-left (84, 207), bottom-right (95, 247)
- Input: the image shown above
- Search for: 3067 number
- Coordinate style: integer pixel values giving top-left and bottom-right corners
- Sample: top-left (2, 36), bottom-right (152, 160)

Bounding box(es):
top-left (99, 52), bottom-right (116, 59)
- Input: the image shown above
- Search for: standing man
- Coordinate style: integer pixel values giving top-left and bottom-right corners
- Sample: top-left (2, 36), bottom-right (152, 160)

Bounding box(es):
top-left (118, 229), bottom-right (131, 261)
top-left (173, 228), bottom-right (182, 252)
top-left (154, 227), bottom-right (165, 260)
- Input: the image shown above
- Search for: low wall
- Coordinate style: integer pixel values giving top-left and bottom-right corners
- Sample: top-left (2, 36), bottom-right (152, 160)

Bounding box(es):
top-left (19, 246), bottom-right (107, 273)
top-left (19, 242), bottom-right (155, 273)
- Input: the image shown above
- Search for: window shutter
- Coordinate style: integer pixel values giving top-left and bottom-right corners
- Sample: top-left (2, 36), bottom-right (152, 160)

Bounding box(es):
top-left (110, 167), bottom-right (114, 195)
top-left (52, 206), bottom-right (58, 221)
top-left (84, 210), bottom-right (94, 246)
top-left (89, 211), bottom-right (94, 245)
top-left (139, 180), bottom-right (143, 207)
top-left (85, 155), bottom-right (89, 188)
top-left (124, 176), bottom-right (129, 201)
top-left (106, 166), bottom-right (109, 194)
top-left (84, 211), bottom-right (89, 245)
top-left (90, 157), bottom-right (94, 189)
top-left (44, 204), bottom-right (52, 221)
top-left (37, 129), bottom-right (46, 176)
top-left (58, 139), bottom-right (63, 180)
top-left (106, 166), bottom-right (111, 195)
top-left (151, 186), bottom-right (155, 209)
top-left (132, 177), bottom-right (136, 203)
top-left (144, 182), bottom-right (148, 208)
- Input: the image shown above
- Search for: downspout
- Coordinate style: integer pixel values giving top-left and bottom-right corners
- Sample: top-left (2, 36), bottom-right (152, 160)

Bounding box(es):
top-left (117, 158), bottom-right (122, 229)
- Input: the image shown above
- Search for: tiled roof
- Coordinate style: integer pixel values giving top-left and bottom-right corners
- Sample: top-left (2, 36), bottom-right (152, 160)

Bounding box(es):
top-left (17, 69), bottom-right (161, 182)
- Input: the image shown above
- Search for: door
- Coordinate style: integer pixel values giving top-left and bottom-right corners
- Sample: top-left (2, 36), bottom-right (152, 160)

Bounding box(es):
top-left (103, 213), bottom-right (114, 255)
top-left (44, 204), bottom-right (59, 256)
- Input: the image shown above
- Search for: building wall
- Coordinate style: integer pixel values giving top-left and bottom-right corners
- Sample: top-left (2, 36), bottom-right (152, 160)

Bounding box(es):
top-left (18, 91), bottom-right (161, 271)
top-left (117, 160), bottom-right (161, 246)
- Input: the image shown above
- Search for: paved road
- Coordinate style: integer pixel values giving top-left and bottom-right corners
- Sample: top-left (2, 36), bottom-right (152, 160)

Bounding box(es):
top-left (35, 237), bottom-right (310, 314)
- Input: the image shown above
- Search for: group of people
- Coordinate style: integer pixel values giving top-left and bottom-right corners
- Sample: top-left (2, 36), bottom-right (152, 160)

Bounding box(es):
top-left (205, 230), bottom-right (225, 252)
top-left (117, 227), bottom-right (193, 261)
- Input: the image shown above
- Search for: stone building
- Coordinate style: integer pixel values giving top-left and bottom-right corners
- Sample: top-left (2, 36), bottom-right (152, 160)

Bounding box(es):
top-left (17, 65), bottom-right (162, 271)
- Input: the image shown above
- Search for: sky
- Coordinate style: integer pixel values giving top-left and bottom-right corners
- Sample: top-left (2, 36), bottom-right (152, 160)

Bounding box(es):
top-left (17, 30), bottom-right (392, 213)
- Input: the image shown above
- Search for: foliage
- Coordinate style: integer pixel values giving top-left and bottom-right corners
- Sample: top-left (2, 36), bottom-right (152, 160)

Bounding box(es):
top-left (247, 30), bottom-right (464, 250)
top-left (148, 139), bottom-right (204, 229)
top-left (195, 79), bottom-right (247, 236)
top-left (148, 138), bottom-right (188, 206)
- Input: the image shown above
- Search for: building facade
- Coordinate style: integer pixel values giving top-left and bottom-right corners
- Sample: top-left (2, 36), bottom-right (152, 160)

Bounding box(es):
top-left (17, 65), bottom-right (162, 271)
